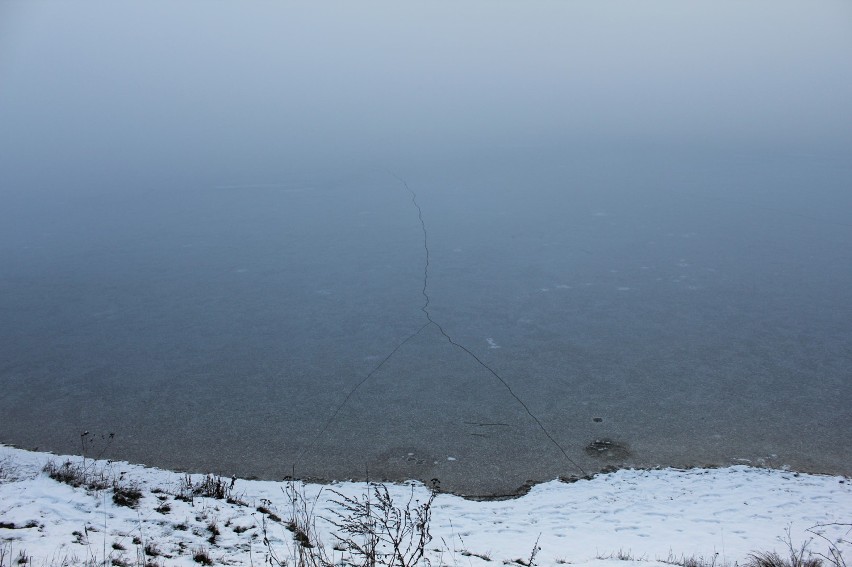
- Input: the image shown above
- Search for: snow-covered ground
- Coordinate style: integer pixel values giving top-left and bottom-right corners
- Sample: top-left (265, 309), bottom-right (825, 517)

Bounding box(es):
top-left (1, 444), bottom-right (849, 566)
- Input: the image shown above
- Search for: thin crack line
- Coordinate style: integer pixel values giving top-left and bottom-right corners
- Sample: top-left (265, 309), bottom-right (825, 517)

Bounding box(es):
top-left (294, 321), bottom-right (430, 467)
top-left (389, 171), bottom-right (432, 315)
top-left (391, 172), bottom-right (588, 477)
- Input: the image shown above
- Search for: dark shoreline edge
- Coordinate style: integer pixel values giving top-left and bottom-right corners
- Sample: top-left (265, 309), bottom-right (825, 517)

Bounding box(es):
top-left (4, 442), bottom-right (848, 502)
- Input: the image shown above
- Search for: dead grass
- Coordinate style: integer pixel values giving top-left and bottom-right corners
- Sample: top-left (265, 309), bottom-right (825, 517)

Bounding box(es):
top-left (43, 459), bottom-right (111, 491)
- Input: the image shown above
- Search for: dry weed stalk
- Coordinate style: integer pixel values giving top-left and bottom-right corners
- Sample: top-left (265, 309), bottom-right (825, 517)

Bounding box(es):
top-left (327, 483), bottom-right (436, 567)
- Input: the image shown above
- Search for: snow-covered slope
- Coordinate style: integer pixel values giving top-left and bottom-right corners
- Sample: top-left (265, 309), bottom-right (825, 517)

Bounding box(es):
top-left (1, 444), bottom-right (849, 566)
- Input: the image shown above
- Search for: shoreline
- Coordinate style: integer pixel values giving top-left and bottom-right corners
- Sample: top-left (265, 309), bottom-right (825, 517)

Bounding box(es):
top-left (13, 444), bottom-right (852, 502)
top-left (3, 439), bottom-right (849, 501)
top-left (2, 444), bottom-right (850, 567)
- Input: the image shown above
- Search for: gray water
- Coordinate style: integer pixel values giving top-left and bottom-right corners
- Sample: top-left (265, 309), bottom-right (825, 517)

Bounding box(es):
top-left (1, 2), bottom-right (851, 496)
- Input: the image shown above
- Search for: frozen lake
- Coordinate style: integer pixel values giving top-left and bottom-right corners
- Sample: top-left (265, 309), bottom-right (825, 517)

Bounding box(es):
top-left (1, 2), bottom-right (850, 495)
top-left (1, 151), bottom-right (850, 495)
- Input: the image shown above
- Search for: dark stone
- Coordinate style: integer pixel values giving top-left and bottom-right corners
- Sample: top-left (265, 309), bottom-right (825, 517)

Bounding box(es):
top-left (584, 438), bottom-right (631, 460)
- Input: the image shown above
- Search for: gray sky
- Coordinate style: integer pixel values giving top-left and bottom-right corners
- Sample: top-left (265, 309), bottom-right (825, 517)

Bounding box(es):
top-left (1, 1), bottom-right (850, 183)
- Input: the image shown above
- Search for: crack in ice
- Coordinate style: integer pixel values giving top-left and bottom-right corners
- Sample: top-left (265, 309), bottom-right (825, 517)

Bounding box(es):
top-left (391, 173), bottom-right (587, 477)
top-left (296, 174), bottom-right (587, 478)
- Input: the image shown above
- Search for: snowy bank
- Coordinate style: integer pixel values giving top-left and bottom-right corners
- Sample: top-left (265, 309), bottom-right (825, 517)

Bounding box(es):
top-left (1, 444), bottom-right (850, 566)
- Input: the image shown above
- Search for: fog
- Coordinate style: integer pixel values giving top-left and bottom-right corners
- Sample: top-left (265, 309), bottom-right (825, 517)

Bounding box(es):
top-left (1, 1), bottom-right (850, 494)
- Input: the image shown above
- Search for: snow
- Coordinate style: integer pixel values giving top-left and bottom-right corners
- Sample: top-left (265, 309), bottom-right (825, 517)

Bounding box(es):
top-left (1, 444), bottom-right (850, 566)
